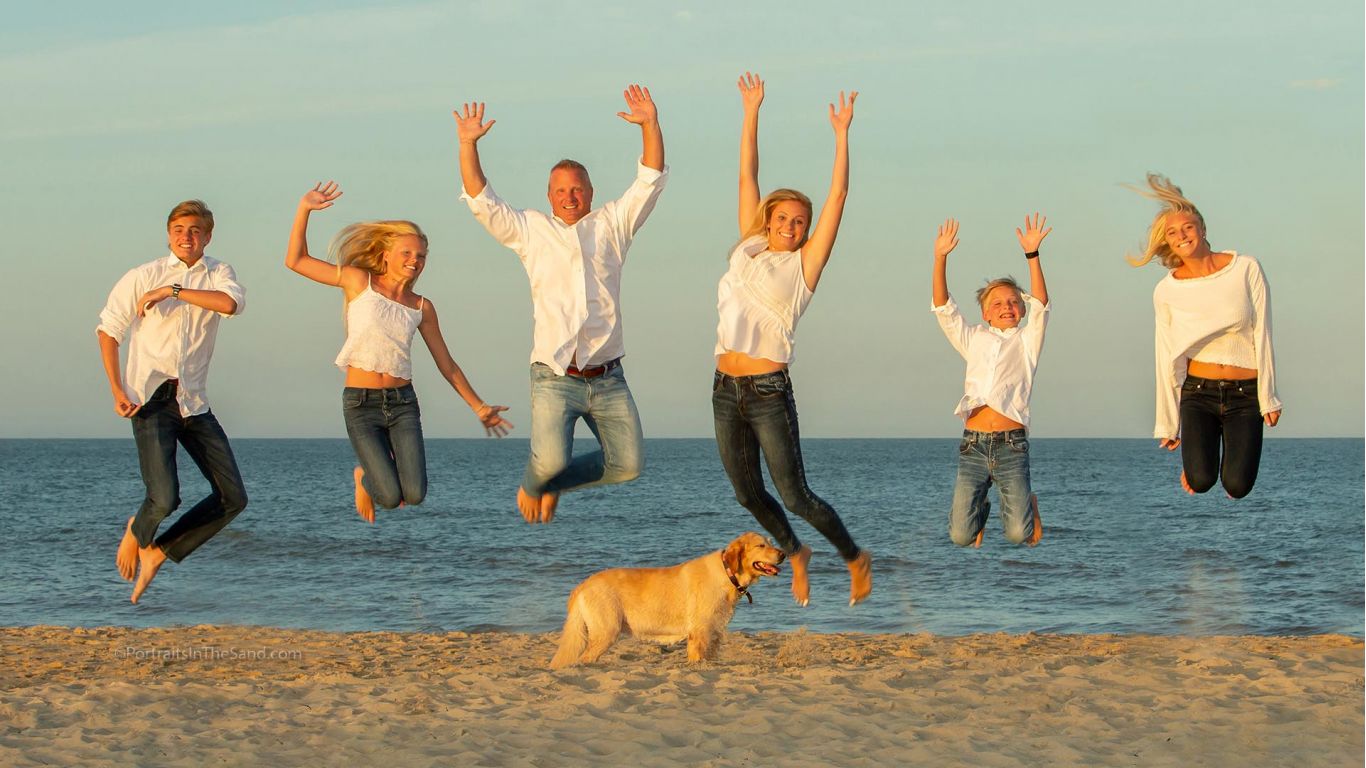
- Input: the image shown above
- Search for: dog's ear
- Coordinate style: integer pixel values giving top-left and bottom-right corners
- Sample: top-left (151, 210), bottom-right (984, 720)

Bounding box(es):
top-left (722, 537), bottom-right (744, 575)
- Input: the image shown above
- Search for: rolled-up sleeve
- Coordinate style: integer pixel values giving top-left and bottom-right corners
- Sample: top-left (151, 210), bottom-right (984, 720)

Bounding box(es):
top-left (460, 182), bottom-right (530, 254)
top-left (96, 267), bottom-right (140, 342)
top-left (212, 262), bottom-right (246, 316)
top-left (608, 159), bottom-right (669, 239)
top-left (931, 296), bottom-right (972, 360)
top-left (1022, 294), bottom-right (1050, 361)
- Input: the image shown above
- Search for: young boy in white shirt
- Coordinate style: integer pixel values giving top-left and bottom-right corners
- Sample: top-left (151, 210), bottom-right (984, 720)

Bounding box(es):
top-left (929, 215), bottom-right (1051, 547)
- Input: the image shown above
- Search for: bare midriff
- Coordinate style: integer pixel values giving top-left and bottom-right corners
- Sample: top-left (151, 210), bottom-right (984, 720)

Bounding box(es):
top-left (344, 368), bottom-right (412, 389)
top-left (716, 350), bottom-right (787, 377)
top-left (965, 406), bottom-right (1025, 433)
top-left (1186, 360), bottom-right (1256, 381)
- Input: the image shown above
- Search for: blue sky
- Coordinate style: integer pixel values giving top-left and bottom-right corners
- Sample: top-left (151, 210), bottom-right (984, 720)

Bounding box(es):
top-left (2, 0), bottom-right (1361, 438)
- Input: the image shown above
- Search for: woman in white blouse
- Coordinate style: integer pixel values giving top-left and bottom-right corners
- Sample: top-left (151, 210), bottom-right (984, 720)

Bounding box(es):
top-left (1133, 174), bottom-right (1281, 498)
top-left (711, 73), bottom-right (871, 607)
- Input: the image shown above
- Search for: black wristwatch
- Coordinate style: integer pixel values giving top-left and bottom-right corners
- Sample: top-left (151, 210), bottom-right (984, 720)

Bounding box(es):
top-left (171, 284), bottom-right (182, 299)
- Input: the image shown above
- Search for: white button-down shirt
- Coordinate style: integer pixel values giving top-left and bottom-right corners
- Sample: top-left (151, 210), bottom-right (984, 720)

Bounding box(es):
top-left (932, 294), bottom-right (1050, 427)
top-left (97, 253), bottom-right (246, 417)
top-left (461, 160), bottom-right (668, 375)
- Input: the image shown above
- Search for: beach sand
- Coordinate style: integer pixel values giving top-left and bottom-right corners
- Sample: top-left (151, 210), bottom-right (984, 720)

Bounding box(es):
top-left (0, 626), bottom-right (1360, 767)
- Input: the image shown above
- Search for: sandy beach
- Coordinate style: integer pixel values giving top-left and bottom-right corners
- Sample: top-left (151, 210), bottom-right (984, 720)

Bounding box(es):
top-left (0, 626), bottom-right (1359, 767)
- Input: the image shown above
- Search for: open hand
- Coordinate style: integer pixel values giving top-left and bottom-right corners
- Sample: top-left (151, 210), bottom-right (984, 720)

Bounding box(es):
top-left (738, 71), bottom-right (764, 111)
top-left (829, 90), bottom-right (857, 133)
top-left (477, 405), bottom-right (513, 437)
top-left (617, 84), bottom-right (657, 125)
top-left (1016, 213), bottom-right (1052, 253)
top-left (301, 181), bottom-right (342, 211)
top-left (454, 102), bottom-right (495, 143)
top-left (934, 218), bottom-right (960, 260)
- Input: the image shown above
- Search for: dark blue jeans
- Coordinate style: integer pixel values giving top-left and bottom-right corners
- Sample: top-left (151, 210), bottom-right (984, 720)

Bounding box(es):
top-left (711, 370), bottom-right (860, 561)
top-left (1179, 375), bottom-right (1263, 498)
top-left (130, 381), bottom-right (247, 563)
top-left (949, 429), bottom-right (1036, 546)
top-left (343, 385), bottom-right (427, 509)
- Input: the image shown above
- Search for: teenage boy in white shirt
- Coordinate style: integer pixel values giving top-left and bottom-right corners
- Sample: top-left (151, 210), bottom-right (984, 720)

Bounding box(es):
top-left (97, 200), bottom-right (248, 602)
top-left (453, 85), bottom-right (667, 525)
top-left (930, 215), bottom-right (1051, 548)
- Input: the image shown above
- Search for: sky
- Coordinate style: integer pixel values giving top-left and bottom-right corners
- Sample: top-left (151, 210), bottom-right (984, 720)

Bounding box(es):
top-left (1, 0), bottom-right (1361, 438)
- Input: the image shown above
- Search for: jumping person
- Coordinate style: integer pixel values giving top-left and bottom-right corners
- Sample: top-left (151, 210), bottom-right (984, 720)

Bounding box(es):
top-left (1132, 173), bottom-right (1281, 498)
top-left (711, 72), bottom-right (871, 607)
top-left (454, 84), bottom-right (668, 524)
top-left (930, 215), bottom-right (1051, 548)
top-left (285, 181), bottom-right (512, 523)
top-left (99, 200), bottom-right (249, 603)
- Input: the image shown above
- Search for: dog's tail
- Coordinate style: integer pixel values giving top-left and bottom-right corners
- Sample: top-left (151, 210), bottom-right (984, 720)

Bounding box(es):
top-left (549, 590), bottom-right (588, 670)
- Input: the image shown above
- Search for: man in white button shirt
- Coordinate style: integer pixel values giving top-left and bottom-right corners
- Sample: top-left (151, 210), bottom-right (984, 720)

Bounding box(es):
top-left (454, 85), bottom-right (667, 524)
top-left (930, 215), bottom-right (1052, 548)
top-left (97, 200), bottom-right (248, 603)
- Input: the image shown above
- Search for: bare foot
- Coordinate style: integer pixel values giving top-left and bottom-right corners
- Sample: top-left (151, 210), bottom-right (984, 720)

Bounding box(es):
top-left (516, 487), bottom-right (541, 524)
top-left (117, 517), bottom-right (138, 581)
top-left (1180, 470), bottom-right (1195, 495)
top-left (970, 528), bottom-right (984, 549)
top-left (130, 545), bottom-right (167, 604)
top-left (788, 544), bottom-right (813, 606)
top-left (538, 491), bottom-right (560, 524)
top-left (353, 467), bottom-right (376, 524)
top-left (847, 550), bottom-right (873, 606)
top-left (1025, 494), bottom-right (1043, 547)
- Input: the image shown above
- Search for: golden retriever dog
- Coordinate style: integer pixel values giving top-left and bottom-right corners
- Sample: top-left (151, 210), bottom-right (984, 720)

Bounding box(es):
top-left (550, 532), bottom-right (785, 668)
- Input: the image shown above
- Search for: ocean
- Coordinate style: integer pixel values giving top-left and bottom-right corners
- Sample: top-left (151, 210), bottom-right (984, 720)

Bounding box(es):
top-left (1, 438), bottom-right (1361, 636)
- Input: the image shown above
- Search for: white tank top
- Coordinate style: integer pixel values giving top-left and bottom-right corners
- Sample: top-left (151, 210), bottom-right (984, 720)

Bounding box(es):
top-left (714, 235), bottom-right (815, 363)
top-left (334, 278), bottom-right (424, 379)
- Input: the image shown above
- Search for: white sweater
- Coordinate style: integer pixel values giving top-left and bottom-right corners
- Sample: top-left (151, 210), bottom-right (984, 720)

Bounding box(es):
top-left (1152, 252), bottom-right (1281, 439)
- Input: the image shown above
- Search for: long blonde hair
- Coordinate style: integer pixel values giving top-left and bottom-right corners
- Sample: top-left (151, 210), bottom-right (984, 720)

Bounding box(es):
top-left (742, 188), bottom-right (813, 248)
top-left (1128, 173), bottom-right (1206, 269)
top-left (328, 220), bottom-right (429, 288)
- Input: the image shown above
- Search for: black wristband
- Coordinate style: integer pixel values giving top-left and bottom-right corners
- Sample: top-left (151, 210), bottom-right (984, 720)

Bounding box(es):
top-left (1024, 250), bottom-right (1039, 260)
top-left (171, 283), bottom-right (182, 298)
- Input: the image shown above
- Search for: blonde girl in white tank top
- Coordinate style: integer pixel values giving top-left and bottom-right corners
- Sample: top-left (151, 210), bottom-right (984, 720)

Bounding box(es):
top-left (286, 181), bottom-right (513, 523)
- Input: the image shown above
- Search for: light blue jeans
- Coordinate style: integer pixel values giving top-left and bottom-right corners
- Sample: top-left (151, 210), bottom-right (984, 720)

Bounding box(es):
top-left (522, 362), bottom-right (644, 496)
top-left (343, 385), bottom-right (426, 509)
top-left (949, 428), bottom-right (1036, 546)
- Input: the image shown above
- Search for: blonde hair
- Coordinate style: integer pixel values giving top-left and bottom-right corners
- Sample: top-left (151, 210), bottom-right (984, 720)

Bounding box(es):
top-left (976, 277), bottom-right (1024, 313)
top-left (167, 200), bottom-right (214, 233)
top-left (1128, 173), bottom-right (1206, 269)
top-left (328, 220), bottom-right (429, 287)
top-left (742, 188), bottom-right (814, 248)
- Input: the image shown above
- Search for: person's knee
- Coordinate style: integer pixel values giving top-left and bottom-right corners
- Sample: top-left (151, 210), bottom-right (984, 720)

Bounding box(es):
top-left (1222, 476), bottom-right (1256, 499)
top-left (222, 485), bottom-right (248, 517)
top-left (948, 525), bottom-right (978, 547)
top-left (403, 486), bottom-right (427, 507)
top-left (1002, 521), bottom-right (1027, 545)
top-left (602, 452), bottom-right (642, 484)
top-left (144, 493), bottom-right (180, 519)
top-left (1186, 469), bottom-right (1217, 494)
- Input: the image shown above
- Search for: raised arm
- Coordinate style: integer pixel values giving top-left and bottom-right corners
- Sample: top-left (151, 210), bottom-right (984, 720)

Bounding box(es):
top-left (417, 300), bottom-right (512, 437)
top-left (800, 91), bottom-right (856, 292)
top-left (1015, 212), bottom-right (1052, 305)
top-left (284, 182), bottom-right (367, 297)
top-left (617, 84), bottom-right (664, 172)
top-left (454, 102), bottom-right (495, 197)
top-left (737, 72), bottom-right (764, 236)
top-left (932, 218), bottom-right (959, 307)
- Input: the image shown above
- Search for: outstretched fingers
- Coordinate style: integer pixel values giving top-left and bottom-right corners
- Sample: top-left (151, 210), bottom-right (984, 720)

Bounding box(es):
top-left (829, 90), bottom-right (858, 130)
top-left (306, 181), bottom-right (343, 210)
top-left (453, 102), bottom-right (495, 141)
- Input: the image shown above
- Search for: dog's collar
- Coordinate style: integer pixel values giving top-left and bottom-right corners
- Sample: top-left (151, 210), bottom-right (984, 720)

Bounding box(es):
top-left (725, 567), bottom-right (753, 604)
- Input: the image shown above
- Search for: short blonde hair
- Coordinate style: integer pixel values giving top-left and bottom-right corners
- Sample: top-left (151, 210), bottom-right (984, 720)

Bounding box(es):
top-left (742, 188), bottom-right (814, 248)
top-left (328, 220), bottom-right (429, 286)
top-left (976, 276), bottom-right (1024, 312)
top-left (1128, 173), bottom-right (1206, 269)
top-left (167, 200), bottom-right (214, 233)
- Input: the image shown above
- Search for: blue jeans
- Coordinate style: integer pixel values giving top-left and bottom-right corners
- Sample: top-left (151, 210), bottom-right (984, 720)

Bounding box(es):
top-left (130, 380), bottom-right (248, 563)
top-left (711, 370), bottom-right (860, 561)
top-left (522, 362), bottom-right (644, 496)
top-left (949, 428), bottom-right (1036, 546)
top-left (1179, 375), bottom-right (1263, 498)
top-left (343, 385), bottom-right (426, 509)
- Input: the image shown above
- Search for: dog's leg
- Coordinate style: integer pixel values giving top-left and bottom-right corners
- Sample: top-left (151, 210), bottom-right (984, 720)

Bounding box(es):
top-left (550, 599), bottom-right (590, 669)
top-left (579, 601), bottom-right (622, 664)
top-left (687, 628), bottom-right (721, 662)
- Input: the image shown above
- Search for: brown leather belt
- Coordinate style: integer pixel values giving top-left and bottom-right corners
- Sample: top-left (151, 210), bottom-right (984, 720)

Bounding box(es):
top-left (565, 358), bottom-right (621, 378)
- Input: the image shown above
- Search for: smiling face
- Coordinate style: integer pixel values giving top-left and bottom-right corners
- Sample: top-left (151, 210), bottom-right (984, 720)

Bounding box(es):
top-left (766, 200), bottom-right (811, 252)
top-left (380, 234), bottom-right (427, 282)
top-left (167, 215), bottom-right (212, 264)
top-left (547, 167), bottom-right (594, 225)
top-left (981, 284), bottom-right (1026, 329)
top-left (1163, 210), bottom-right (1207, 261)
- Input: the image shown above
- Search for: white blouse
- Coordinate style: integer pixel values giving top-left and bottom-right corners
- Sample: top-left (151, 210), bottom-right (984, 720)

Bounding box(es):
top-left (931, 294), bottom-right (1050, 428)
top-left (1152, 251), bottom-right (1281, 439)
top-left (714, 235), bottom-right (814, 363)
top-left (335, 280), bottom-right (424, 380)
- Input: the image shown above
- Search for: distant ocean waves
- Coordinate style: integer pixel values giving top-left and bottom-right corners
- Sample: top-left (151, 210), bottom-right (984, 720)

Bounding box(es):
top-left (1, 438), bottom-right (1360, 636)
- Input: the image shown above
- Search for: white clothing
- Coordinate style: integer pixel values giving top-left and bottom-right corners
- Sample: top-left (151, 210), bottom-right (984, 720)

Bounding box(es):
top-left (932, 294), bottom-right (1050, 427)
top-left (96, 253), bottom-right (246, 417)
top-left (1152, 251), bottom-right (1281, 439)
top-left (335, 279), bottom-right (424, 379)
top-left (460, 160), bottom-right (668, 375)
top-left (714, 235), bottom-right (814, 363)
